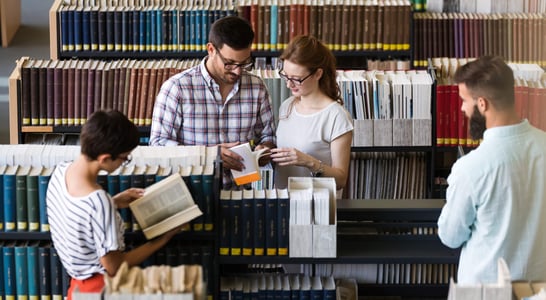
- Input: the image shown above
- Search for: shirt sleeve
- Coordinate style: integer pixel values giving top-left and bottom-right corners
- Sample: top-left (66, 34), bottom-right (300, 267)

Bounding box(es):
top-left (149, 78), bottom-right (183, 146)
top-left (437, 159), bottom-right (476, 249)
top-left (254, 83), bottom-right (277, 146)
top-left (93, 190), bottom-right (125, 257)
top-left (329, 105), bottom-right (354, 141)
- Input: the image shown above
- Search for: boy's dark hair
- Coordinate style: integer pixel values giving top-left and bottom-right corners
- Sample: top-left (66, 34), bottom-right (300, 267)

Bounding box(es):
top-left (209, 16), bottom-right (254, 50)
top-left (453, 55), bottom-right (515, 110)
top-left (80, 110), bottom-right (140, 160)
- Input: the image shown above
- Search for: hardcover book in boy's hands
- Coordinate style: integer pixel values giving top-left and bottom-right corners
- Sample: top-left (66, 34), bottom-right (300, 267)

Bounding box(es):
top-left (229, 143), bottom-right (270, 186)
top-left (129, 173), bottom-right (203, 239)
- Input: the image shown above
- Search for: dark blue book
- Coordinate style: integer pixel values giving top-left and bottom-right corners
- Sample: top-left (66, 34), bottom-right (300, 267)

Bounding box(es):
top-left (178, 10), bottom-right (186, 50)
top-left (82, 7), bottom-right (91, 50)
top-left (132, 9), bottom-right (140, 51)
top-left (155, 166), bottom-right (172, 182)
top-left (0, 242), bottom-right (3, 298)
top-left (253, 189), bottom-right (266, 256)
top-left (74, 7), bottom-right (83, 51)
top-left (230, 190), bottom-right (243, 256)
top-left (113, 8), bottom-right (123, 51)
top-left (184, 8), bottom-right (191, 51)
top-left (0, 165), bottom-right (7, 231)
top-left (130, 166), bottom-right (146, 232)
top-left (143, 165), bottom-right (158, 188)
top-left (300, 275), bottom-right (311, 300)
top-left (27, 166), bottom-right (42, 232)
top-left (150, 8), bottom-right (157, 51)
top-left (171, 9), bottom-right (178, 50)
top-left (219, 190), bottom-right (231, 255)
top-left (60, 8), bottom-right (70, 51)
top-left (4, 165), bottom-right (19, 232)
top-left (118, 166), bottom-right (134, 232)
top-left (280, 276), bottom-right (291, 300)
top-left (309, 277), bottom-right (322, 300)
top-left (289, 275), bottom-right (300, 300)
top-left (202, 165), bottom-right (214, 231)
top-left (177, 245), bottom-right (191, 265)
top-left (161, 9), bottom-right (170, 51)
top-left (15, 242), bottom-right (29, 300)
top-left (27, 241), bottom-right (40, 300)
top-left (165, 242), bottom-right (179, 267)
top-left (38, 167), bottom-right (54, 232)
top-left (155, 8), bottom-right (162, 51)
top-left (38, 243), bottom-right (52, 299)
top-left (122, 9), bottom-right (133, 51)
top-left (97, 8), bottom-right (107, 51)
top-left (97, 169), bottom-right (108, 191)
top-left (50, 247), bottom-right (63, 299)
top-left (322, 277), bottom-right (336, 300)
top-left (265, 189), bottom-right (278, 256)
top-left (89, 8), bottom-right (99, 50)
top-left (15, 166), bottom-right (30, 231)
top-left (241, 189), bottom-right (254, 256)
top-left (105, 9), bottom-right (115, 51)
top-left (188, 166), bottom-right (205, 232)
top-left (195, 9), bottom-right (202, 51)
top-left (139, 10), bottom-right (147, 51)
top-left (276, 188), bottom-right (289, 256)
top-left (145, 9), bottom-right (152, 51)
top-left (201, 245), bottom-right (213, 297)
top-left (189, 9), bottom-right (197, 51)
top-left (3, 242), bottom-right (16, 300)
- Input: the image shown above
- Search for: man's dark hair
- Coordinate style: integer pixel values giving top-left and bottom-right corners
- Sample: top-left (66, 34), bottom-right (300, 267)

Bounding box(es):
top-left (209, 16), bottom-right (254, 50)
top-left (80, 110), bottom-right (140, 160)
top-left (453, 55), bottom-right (515, 110)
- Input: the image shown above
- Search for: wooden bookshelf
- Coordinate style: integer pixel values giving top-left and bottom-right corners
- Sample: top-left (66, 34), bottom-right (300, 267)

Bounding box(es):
top-left (0, 0), bottom-right (21, 47)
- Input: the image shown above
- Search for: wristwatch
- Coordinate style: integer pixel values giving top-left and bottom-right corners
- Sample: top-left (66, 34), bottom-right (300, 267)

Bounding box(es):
top-left (311, 160), bottom-right (325, 177)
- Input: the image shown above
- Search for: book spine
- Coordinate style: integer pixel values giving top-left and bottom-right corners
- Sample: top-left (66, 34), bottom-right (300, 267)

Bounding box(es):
top-left (38, 174), bottom-right (51, 232)
top-left (277, 193), bottom-right (289, 256)
top-left (27, 174), bottom-right (40, 232)
top-left (106, 10), bottom-right (115, 51)
top-left (265, 193), bottom-right (277, 255)
top-left (50, 247), bottom-right (63, 300)
top-left (46, 65), bottom-right (55, 126)
top-left (189, 174), bottom-right (205, 231)
top-left (3, 245), bottom-right (16, 299)
top-left (90, 9), bottom-right (99, 51)
top-left (241, 191), bottom-right (254, 256)
top-left (253, 193), bottom-right (266, 256)
top-left (74, 9), bottom-right (82, 51)
top-left (270, 3), bottom-right (278, 51)
top-left (15, 245), bottom-right (29, 300)
top-left (82, 9), bottom-right (91, 51)
top-left (38, 244), bottom-right (52, 300)
top-left (30, 66), bottom-right (40, 125)
top-left (38, 66), bottom-right (48, 125)
top-left (114, 9), bottom-right (123, 51)
top-left (219, 191), bottom-right (231, 255)
top-left (16, 174), bottom-right (28, 231)
top-left (98, 9), bottom-right (107, 51)
top-left (27, 244), bottom-right (40, 300)
top-left (202, 173), bottom-right (215, 231)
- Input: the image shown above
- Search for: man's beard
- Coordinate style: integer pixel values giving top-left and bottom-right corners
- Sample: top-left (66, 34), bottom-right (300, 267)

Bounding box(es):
top-left (469, 104), bottom-right (486, 140)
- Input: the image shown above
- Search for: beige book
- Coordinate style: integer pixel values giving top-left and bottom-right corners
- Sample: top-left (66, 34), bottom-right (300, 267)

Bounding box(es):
top-left (129, 173), bottom-right (203, 239)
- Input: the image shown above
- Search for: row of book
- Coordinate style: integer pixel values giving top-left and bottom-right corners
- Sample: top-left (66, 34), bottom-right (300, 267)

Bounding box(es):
top-left (218, 189), bottom-right (290, 256)
top-left (346, 152), bottom-right (428, 200)
top-left (0, 242), bottom-right (213, 300)
top-left (427, 0), bottom-right (546, 14)
top-left (54, 0), bottom-right (412, 54)
top-left (413, 12), bottom-right (546, 68)
top-left (219, 275), bottom-right (336, 300)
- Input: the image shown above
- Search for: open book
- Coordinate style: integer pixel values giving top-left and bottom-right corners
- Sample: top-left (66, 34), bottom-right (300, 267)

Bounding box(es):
top-left (129, 173), bottom-right (203, 239)
top-left (229, 143), bottom-right (269, 186)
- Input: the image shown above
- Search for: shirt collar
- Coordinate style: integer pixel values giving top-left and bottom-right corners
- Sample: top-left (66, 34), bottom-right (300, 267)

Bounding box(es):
top-left (483, 119), bottom-right (531, 140)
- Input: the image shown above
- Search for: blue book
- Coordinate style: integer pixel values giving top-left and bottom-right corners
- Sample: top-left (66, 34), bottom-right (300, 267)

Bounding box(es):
top-left (122, 9), bottom-right (133, 51)
top-left (50, 247), bottom-right (63, 299)
top-left (3, 242), bottom-right (16, 300)
top-left (195, 9), bottom-right (202, 51)
top-left (82, 7), bottom-right (91, 50)
top-left (60, 8), bottom-right (70, 51)
top-left (150, 8), bottom-right (157, 51)
top-left (4, 165), bottom-right (19, 232)
top-left (74, 7), bottom-right (83, 51)
top-left (270, 4), bottom-right (278, 51)
top-left (119, 165), bottom-right (134, 232)
top-left (276, 188), bottom-right (289, 256)
top-left (0, 242), bottom-right (3, 298)
top-left (140, 10), bottom-right (147, 51)
top-left (265, 189), bottom-right (278, 256)
top-left (38, 167), bottom-right (54, 232)
top-left (27, 166), bottom-right (42, 232)
top-left (155, 8), bottom-right (163, 51)
top-left (219, 190), bottom-right (231, 255)
top-left (145, 9), bottom-right (152, 51)
top-left (27, 241), bottom-right (40, 300)
top-left (189, 9), bottom-right (196, 51)
top-left (184, 9), bottom-right (191, 51)
top-left (105, 9), bottom-right (115, 51)
top-left (178, 10), bottom-right (186, 50)
top-left (66, 8), bottom-right (75, 51)
top-left (309, 276), bottom-right (322, 300)
top-left (241, 189), bottom-right (254, 256)
top-left (89, 8), bottom-right (99, 50)
top-left (38, 243), bottom-right (52, 300)
top-left (253, 189), bottom-right (266, 256)
top-left (113, 8), bottom-right (123, 51)
top-left (171, 9), bottom-right (178, 50)
top-left (16, 166), bottom-right (31, 231)
top-left (322, 277), bottom-right (336, 300)
top-left (97, 8), bottom-right (107, 51)
top-left (188, 166), bottom-right (205, 231)
top-left (143, 165), bottom-right (158, 188)
top-left (201, 165), bottom-right (214, 231)
top-left (15, 242), bottom-right (29, 300)
top-left (132, 9), bottom-right (141, 51)
top-left (160, 9), bottom-right (169, 51)
top-left (130, 165), bottom-right (146, 232)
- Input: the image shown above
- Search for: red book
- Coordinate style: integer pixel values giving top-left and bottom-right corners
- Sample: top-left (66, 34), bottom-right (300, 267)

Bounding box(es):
top-left (66, 60), bottom-right (77, 126)
top-left (86, 60), bottom-right (98, 119)
top-left (80, 62), bottom-right (89, 124)
top-left (435, 84), bottom-right (446, 146)
top-left (250, 2), bottom-right (259, 50)
top-left (73, 61), bottom-right (82, 126)
top-left (448, 84), bottom-right (459, 147)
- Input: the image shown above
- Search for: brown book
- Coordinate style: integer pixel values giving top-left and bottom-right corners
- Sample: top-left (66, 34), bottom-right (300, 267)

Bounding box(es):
top-left (105, 62), bottom-right (115, 111)
top-left (29, 59), bottom-right (41, 126)
top-left (277, 0), bottom-right (285, 50)
top-left (145, 61), bottom-right (158, 126)
top-left (94, 61), bottom-right (105, 115)
top-left (137, 61), bottom-right (151, 126)
top-left (111, 60), bottom-right (121, 113)
top-left (366, 1), bottom-right (377, 51)
top-left (340, 1), bottom-right (350, 51)
top-left (374, 1), bottom-right (383, 51)
top-left (333, 0), bottom-right (342, 50)
top-left (38, 60), bottom-right (49, 126)
top-left (53, 60), bottom-right (64, 126)
top-left (257, 1), bottom-right (265, 50)
top-left (309, 1), bottom-right (318, 38)
top-left (46, 60), bottom-right (57, 126)
top-left (86, 60), bottom-right (99, 119)
top-left (381, 0), bottom-right (391, 51)
top-left (321, 0), bottom-right (330, 48)
top-left (283, 0), bottom-right (290, 48)
top-left (122, 60), bottom-right (136, 116)
top-left (116, 59), bottom-right (127, 112)
top-left (402, 2), bottom-right (411, 51)
top-left (237, 0), bottom-right (251, 21)
top-left (289, 0), bottom-right (298, 40)
top-left (66, 60), bottom-right (77, 126)
top-left (250, 0), bottom-right (259, 50)
top-left (73, 60), bottom-right (83, 126)
top-left (79, 61), bottom-right (90, 125)
top-left (20, 59), bottom-right (34, 126)
top-left (127, 60), bottom-right (141, 123)
top-left (303, 0), bottom-right (309, 35)
top-left (263, 3), bottom-right (271, 51)
top-left (297, 1), bottom-right (304, 36)
top-left (315, 2), bottom-right (323, 41)
top-left (99, 62), bottom-right (108, 110)
top-left (542, 14), bottom-right (546, 67)
top-left (447, 13), bottom-right (454, 57)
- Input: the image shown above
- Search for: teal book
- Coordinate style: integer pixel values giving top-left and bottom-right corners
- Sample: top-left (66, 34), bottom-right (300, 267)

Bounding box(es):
top-left (97, 169), bottom-right (108, 191)
top-left (219, 190), bottom-right (231, 256)
top-left (276, 188), bottom-right (289, 256)
top-left (15, 242), bottom-right (29, 300)
top-left (16, 166), bottom-right (31, 231)
top-left (38, 242), bottom-right (52, 300)
top-left (27, 166), bottom-right (43, 232)
top-left (27, 241), bottom-right (40, 300)
top-left (38, 167), bottom-right (54, 232)
top-left (144, 165), bottom-right (159, 188)
top-left (253, 189), bottom-right (266, 256)
top-left (230, 190), bottom-right (243, 256)
top-left (270, 2), bottom-right (278, 51)
top-left (107, 167), bottom-right (121, 196)
top-left (241, 189), bottom-right (254, 256)
top-left (50, 247), bottom-right (63, 300)
top-left (201, 165), bottom-right (214, 231)
top-left (188, 166), bottom-right (205, 231)
top-left (118, 165), bottom-right (134, 232)
top-left (130, 165), bottom-right (146, 232)
top-left (265, 189), bottom-right (278, 256)
top-left (3, 242), bottom-right (16, 300)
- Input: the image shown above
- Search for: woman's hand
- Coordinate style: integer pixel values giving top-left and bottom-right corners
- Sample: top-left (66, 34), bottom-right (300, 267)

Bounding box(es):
top-left (271, 147), bottom-right (313, 169)
top-left (112, 188), bottom-right (145, 209)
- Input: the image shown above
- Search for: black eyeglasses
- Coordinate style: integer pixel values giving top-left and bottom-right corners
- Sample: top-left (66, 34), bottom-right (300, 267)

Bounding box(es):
top-left (278, 69), bottom-right (315, 86)
top-left (214, 45), bottom-right (254, 71)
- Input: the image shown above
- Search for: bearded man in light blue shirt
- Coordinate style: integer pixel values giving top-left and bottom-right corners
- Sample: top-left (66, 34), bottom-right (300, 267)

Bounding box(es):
top-left (437, 55), bottom-right (546, 284)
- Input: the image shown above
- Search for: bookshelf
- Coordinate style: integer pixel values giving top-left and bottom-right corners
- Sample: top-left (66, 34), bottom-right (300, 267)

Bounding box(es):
top-left (0, 0), bottom-right (21, 47)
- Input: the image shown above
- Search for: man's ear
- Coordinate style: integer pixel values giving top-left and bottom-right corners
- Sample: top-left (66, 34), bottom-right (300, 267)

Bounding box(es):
top-left (477, 96), bottom-right (489, 113)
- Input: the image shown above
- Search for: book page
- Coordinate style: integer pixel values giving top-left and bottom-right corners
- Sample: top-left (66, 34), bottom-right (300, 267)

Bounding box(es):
top-left (229, 143), bottom-right (268, 185)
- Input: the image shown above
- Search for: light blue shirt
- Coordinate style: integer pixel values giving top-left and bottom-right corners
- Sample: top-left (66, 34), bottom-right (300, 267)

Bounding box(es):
top-left (438, 119), bottom-right (546, 284)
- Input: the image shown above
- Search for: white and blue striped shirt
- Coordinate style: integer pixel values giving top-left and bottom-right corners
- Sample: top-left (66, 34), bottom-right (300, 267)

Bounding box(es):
top-left (46, 161), bottom-right (125, 280)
